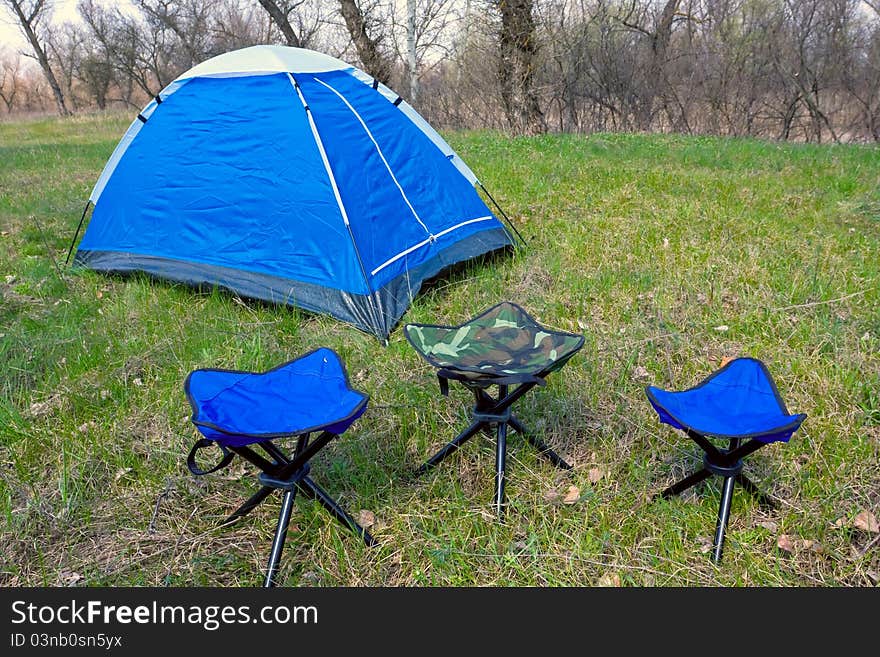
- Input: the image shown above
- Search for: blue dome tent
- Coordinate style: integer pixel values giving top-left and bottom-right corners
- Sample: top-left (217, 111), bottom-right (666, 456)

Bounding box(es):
top-left (70, 45), bottom-right (516, 340)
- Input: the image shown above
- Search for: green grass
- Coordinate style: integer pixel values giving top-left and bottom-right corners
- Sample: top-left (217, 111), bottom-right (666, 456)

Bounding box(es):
top-left (1, 112), bottom-right (878, 586)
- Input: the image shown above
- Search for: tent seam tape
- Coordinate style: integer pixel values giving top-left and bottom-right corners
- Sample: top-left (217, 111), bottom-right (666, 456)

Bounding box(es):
top-left (312, 76), bottom-right (432, 239)
top-left (287, 72), bottom-right (381, 330)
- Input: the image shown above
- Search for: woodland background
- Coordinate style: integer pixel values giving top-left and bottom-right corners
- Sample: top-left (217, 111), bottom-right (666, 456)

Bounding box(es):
top-left (2, 0), bottom-right (880, 142)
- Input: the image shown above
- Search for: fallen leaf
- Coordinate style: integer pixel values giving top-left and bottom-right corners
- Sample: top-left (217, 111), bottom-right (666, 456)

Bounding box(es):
top-left (833, 516), bottom-right (847, 528)
top-left (29, 400), bottom-right (53, 417)
top-left (698, 536), bottom-right (713, 554)
top-left (59, 570), bottom-right (84, 586)
top-left (867, 571), bottom-right (879, 586)
top-left (1, 230), bottom-right (9, 236)
top-left (662, 237), bottom-right (669, 248)
top-left (631, 365), bottom-right (649, 380)
top-left (562, 485), bottom-right (580, 505)
top-left (543, 489), bottom-right (561, 503)
top-left (5, 274), bottom-right (16, 284)
top-left (853, 510), bottom-right (879, 533)
top-left (720, 356), bottom-right (736, 368)
top-left (596, 572), bottom-right (621, 587)
top-left (714, 325), bottom-right (729, 332)
top-left (588, 467), bottom-right (603, 484)
top-left (96, 289), bottom-right (103, 299)
top-left (576, 319), bottom-right (587, 331)
top-left (114, 467), bottom-right (132, 482)
top-left (757, 520), bottom-right (778, 532)
top-left (357, 509), bottom-right (376, 529)
top-left (777, 534), bottom-right (796, 553)
top-left (300, 571), bottom-right (320, 585)
top-left (696, 292), bottom-right (708, 304)
top-left (132, 377), bottom-right (143, 387)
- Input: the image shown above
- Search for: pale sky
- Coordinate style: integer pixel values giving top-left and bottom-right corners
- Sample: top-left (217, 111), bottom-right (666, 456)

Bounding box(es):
top-left (1, 0), bottom-right (82, 51)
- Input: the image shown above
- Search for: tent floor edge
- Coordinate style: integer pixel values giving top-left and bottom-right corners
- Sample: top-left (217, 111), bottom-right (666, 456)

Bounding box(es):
top-left (76, 226), bottom-right (512, 340)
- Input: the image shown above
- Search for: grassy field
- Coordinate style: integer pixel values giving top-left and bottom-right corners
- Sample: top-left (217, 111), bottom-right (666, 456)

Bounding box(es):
top-left (1, 112), bottom-right (878, 587)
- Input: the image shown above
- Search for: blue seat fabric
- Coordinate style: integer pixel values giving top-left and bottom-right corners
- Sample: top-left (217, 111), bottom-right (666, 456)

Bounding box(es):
top-left (185, 347), bottom-right (367, 447)
top-left (646, 357), bottom-right (805, 443)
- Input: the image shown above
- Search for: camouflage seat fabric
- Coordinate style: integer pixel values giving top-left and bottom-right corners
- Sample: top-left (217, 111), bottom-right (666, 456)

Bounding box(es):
top-left (405, 302), bottom-right (584, 383)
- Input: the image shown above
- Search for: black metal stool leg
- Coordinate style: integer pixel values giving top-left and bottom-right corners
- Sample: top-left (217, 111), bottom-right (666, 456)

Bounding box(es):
top-left (712, 475), bottom-right (737, 564)
top-left (494, 420), bottom-right (508, 519)
top-left (658, 468), bottom-right (712, 500)
top-left (264, 488), bottom-right (297, 587)
top-left (416, 419), bottom-right (485, 475)
top-left (735, 474), bottom-right (778, 509)
top-left (508, 415), bottom-right (571, 470)
top-left (298, 476), bottom-right (378, 547)
top-left (222, 486), bottom-right (275, 526)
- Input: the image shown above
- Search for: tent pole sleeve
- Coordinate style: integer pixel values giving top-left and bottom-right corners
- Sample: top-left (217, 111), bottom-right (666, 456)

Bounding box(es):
top-left (287, 74), bottom-right (375, 296)
top-left (66, 201), bottom-right (91, 265)
top-left (478, 183), bottom-right (526, 247)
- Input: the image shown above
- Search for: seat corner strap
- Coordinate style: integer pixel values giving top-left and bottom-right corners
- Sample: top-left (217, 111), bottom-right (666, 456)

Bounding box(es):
top-left (187, 438), bottom-right (235, 476)
top-left (437, 373), bottom-right (449, 396)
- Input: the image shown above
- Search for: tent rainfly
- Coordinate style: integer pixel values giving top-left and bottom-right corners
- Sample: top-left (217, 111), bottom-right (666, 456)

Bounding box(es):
top-left (70, 45), bottom-right (517, 340)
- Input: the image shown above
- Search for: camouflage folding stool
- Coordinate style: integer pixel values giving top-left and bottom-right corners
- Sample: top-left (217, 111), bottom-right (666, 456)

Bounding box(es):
top-left (405, 302), bottom-right (584, 519)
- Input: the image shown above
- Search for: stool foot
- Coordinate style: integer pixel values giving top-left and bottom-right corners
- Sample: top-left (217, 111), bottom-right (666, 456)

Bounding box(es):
top-left (508, 415), bottom-right (571, 470)
top-left (712, 475), bottom-right (737, 564)
top-left (264, 488), bottom-right (297, 587)
top-left (494, 421), bottom-right (508, 520)
top-left (416, 419), bottom-right (483, 476)
top-left (299, 477), bottom-right (378, 547)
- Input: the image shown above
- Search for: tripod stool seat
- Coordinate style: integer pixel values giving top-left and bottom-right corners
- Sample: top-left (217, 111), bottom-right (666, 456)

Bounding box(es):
top-left (406, 302), bottom-right (584, 519)
top-left (186, 349), bottom-right (367, 446)
top-left (646, 357), bottom-right (806, 563)
top-left (646, 358), bottom-right (804, 443)
top-left (184, 348), bottom-right (375, 587)
top-left (406, 301), bottom-right (584, 386)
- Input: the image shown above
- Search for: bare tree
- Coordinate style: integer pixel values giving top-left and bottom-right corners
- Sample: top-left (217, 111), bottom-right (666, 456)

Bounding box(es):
top-left (79, 51), bottom-right (113, 109)
top-left (339, 0), bottom-right (393, 83)
top-left (257, 0), bottom-right (303, 46)
top-left (136, 0), bottom-right (216, 71)
top-left (2, 0), bottom-right (70, 115)
top-left (0, 53), bottom-right (22, 112)
top-left (617, 0), bottom-right (681, 130)
top-left (495, 0), bottom-right (547, 135)
top-left (46, 21), bottom-right (85, 111)
top-left (78, 0), bottom-right (174, 103)
top-left (406, 0), bottom-right (417, 101)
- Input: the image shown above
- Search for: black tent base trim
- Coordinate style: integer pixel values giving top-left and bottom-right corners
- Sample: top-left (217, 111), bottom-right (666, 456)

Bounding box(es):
top-left (74, 227), bottom-right (512, 340)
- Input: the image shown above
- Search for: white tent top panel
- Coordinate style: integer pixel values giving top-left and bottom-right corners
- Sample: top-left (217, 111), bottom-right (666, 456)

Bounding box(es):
top-left (176, 45), bottom-right (351, 80)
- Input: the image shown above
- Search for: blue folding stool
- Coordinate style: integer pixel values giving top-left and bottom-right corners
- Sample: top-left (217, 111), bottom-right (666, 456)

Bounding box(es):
top-left (645, 357), bottom-right (806, 563)
top-left (185, 347), bottom-right (376, 586)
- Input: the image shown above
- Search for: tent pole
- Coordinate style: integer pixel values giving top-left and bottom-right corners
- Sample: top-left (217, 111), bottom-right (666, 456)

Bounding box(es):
top-left (288, 72), bottom-right (385, 337)
top-left (65, 201), bottom-right (91, 265)
top-left (478, 183), bottom-right (526, 247)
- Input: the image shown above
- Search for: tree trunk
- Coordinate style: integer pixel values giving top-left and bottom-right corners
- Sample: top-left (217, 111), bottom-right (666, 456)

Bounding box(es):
top-left (6, 0), bottom-right (70, 116)
top-left (339, 0), bottom-right (392, 84)
top-left (497, 0), bottom-right (546, 135)
top-left (406, 0), bottom-right (418, 103)
top-left (640, 0), bottom-right (678, 130)
top-left (257, 0), bottom-right (302, 47)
